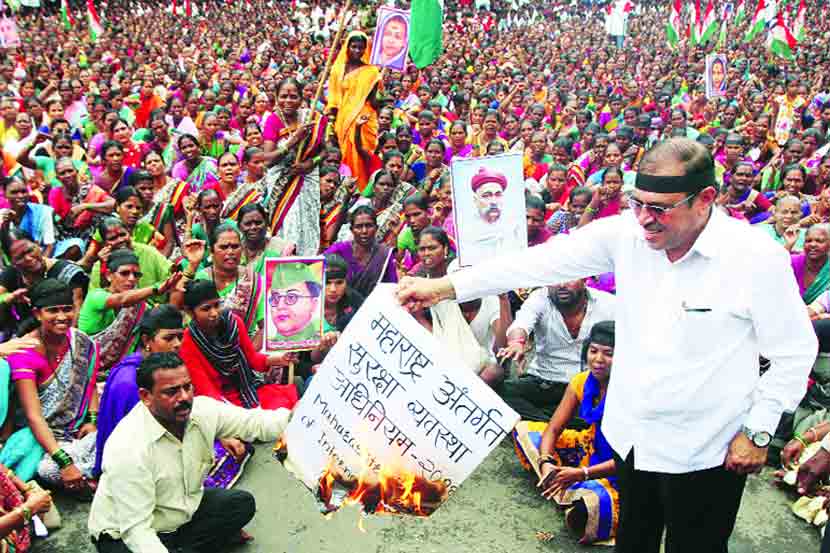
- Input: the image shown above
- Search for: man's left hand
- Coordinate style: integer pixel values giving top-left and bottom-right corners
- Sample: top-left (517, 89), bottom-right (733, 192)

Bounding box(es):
top-left (724, 432), bottom-right (767, 474)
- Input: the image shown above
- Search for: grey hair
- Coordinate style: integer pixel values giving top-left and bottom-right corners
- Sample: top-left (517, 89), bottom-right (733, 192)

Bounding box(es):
top-left (807, 223), bottom-right (830, 239)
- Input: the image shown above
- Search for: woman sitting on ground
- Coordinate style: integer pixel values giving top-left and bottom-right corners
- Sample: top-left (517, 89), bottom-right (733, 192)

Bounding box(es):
top-left (512, 321), bottom-right (618, 545)
top-left (179, 280), bottom-right (299, 410)
top-left (9, 279), bottom-right (101, 496)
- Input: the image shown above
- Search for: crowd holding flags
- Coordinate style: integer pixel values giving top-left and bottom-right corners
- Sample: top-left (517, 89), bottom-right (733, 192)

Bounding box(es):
top-left (663, 0), bottom-right (809, 60)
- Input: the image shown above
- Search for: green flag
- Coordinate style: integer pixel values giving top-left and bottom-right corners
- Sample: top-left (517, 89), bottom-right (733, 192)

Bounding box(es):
top-left (409, 0), bottom-right (443, 69)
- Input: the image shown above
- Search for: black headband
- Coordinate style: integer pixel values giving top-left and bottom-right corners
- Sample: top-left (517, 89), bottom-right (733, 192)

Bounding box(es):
top-left (635, 167), bottom-right (715, 194)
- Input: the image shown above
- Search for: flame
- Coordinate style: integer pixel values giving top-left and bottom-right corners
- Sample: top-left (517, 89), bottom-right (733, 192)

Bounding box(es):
top-left (317, 462), bottom-right (447, 517)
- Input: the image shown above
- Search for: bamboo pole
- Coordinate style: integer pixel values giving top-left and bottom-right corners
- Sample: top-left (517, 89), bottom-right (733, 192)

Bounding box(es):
top-left (287, 361), bottom-right (295, 386)
top-left (295, 0), bottom-right (352, 163)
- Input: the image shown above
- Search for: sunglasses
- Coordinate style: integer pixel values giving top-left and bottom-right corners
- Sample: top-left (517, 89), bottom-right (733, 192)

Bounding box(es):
top-left (628, 193), bottom-right (696, 220)
top-left (268, 292), bottom-right (315, 307)
top-left (115, 269), bottom-right (143, 278)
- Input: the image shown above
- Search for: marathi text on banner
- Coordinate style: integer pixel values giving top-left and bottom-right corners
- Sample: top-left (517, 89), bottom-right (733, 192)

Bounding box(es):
top-left (280, 284), bottom-right (519, 516)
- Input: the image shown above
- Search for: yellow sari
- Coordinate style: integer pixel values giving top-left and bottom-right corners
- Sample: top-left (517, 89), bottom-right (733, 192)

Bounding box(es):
top-left (327, 31), bottom-right (380, 192)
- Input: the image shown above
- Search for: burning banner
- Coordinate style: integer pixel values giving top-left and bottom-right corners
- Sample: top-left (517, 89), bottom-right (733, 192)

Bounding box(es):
top-left (278, 284), bottom-right (519, 517)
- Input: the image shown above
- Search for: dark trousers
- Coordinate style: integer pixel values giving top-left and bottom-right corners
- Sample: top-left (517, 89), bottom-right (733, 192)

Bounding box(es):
top-left (613, 450), bottom-right (747, 553)
top-left (94, 488), bottom-right (256, 553)
top-left (497, 375), bottom-right (568, 422)
top-left (813, 319), bottom-right (830, 353)
top-left (823, 520), bottom-right (830, 553)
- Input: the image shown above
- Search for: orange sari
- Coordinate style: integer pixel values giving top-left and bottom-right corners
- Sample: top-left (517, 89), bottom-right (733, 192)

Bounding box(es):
top-left (327, 31), bottom-right (380, 192)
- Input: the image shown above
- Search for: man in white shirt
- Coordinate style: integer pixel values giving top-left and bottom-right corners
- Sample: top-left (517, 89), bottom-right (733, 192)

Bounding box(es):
top-left (498, 280), bottom-right (615, 421)
top-left (89, 352), bottom-right (290, 553)
top-left (397, 138), bottom-right (817, 553)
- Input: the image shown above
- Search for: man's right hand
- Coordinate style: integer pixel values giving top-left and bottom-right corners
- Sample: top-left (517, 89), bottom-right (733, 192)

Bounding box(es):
top-left (396, 276), bottom-right (454, 313)
top-left (497, 341), bottom-right (526, 363)
top-left (796, 447), bottom-right (830, 495)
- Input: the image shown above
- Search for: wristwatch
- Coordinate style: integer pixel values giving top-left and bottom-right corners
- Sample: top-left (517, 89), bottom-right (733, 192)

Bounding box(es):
top-left (741, 426), bottom-right (772, 448)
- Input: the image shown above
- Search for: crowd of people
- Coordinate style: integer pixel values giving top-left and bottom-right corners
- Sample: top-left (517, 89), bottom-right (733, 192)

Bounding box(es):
top-left (0, 0), bottom-right (826, 550)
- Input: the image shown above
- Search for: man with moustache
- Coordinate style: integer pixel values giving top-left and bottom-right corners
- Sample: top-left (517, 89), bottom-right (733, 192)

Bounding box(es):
top-left (497, 279), bottom-right (615, 422)
top-left (397, 138), bottom-right (817, 553)
top-left (463, 167), bottom-right (526, 265)
top-left (89, 352), bottom-right (290, 553)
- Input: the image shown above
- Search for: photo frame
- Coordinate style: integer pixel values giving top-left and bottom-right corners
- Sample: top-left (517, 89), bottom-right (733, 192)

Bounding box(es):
top-left (369, 7), bottom-right (410, 71)
top-left (450, 153), bottom-right (528, 267)
top-left (263, 256), bottom-right (326, 352)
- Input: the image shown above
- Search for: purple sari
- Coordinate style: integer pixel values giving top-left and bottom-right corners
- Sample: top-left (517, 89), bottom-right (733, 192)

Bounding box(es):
top-left (94, 353), bottom-right (252, 486)
top-left (324, 240), bottom-right (398, 298)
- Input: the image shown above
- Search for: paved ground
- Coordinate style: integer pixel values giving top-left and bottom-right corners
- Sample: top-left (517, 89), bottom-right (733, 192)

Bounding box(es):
top-left (36, 440), bottom-right (821, 553)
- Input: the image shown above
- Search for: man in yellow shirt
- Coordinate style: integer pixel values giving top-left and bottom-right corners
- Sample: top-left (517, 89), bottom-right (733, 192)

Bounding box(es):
top-left (88, 352), bottom-right (290, 553)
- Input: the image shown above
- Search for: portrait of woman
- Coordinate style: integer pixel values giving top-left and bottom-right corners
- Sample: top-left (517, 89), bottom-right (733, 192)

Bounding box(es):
top-left (370, 8), bottom-right (410, 71)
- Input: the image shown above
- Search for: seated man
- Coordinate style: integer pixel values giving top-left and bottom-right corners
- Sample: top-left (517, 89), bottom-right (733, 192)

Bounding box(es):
top-left (88, 352), bottom-right (289, 553)
top-left (498, 279), bottom-right (616, 421)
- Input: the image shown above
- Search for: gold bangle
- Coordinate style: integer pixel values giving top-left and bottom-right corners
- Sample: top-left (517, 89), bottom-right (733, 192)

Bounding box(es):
top-left (6, 468), bottom-right (12, 478)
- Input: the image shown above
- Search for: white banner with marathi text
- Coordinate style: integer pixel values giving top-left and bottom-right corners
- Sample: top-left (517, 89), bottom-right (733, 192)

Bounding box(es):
top-left (281, 284), bottom-right (519, 516)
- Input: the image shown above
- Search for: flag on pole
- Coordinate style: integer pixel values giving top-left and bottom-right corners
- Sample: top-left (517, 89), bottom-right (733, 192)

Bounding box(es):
top-left (744, 0), bottom-right (767, 41)
top-left (60, 0), bottom-right (75, 30)
top-left (409, 0), bottom-right (443, 69)
top-left (768, 11), bottom-right (797, 59)
top-left (716, 18), bottom-right (728, 49)
top-left (793, 0), bottom-right (806, 42)
top-left (691, 0), bottom-right (702, 45)
top-left (734, 0), bottom-right (746, 26)
top-left (699, 0), bottom-right (718, 44)
top-left (665, 0), bottom-right (683, 48)
top-left (86, 0), bottom-right (103, 42)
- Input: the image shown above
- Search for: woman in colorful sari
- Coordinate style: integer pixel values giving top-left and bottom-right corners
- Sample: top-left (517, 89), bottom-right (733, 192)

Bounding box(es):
top-left (236, 203), bottom-right (295, 273)
top-left (183, 224), bottom-right (265, 345)
top-left (326, 31), bottom-right (381, 191)
top-left (578, 167), bottom-right (624, 228)
top-left (9, 279), bottom-right (100, 493)
top-left (540, 164), bottom-right (571, 221)
top-left (130, 171), bottom-right (176, 257)
top-left (258, 78), bottom-right (326, 255)
top-left (791, 224), bottom-right (830, 305)
top-left (524, 131), bottom-right (553, 181)
top-left (253, 92), bottom-right (273, 130)
top-left (396, 124), bottom-right (426, 184)
top-left (397, 192), bottom-right (432, 275)
top-left (198, 113), bottom-right (230, 159)
top-left (214, 152), bottom-right (260, 221)
top-left (179, 279), bottom-right (298, 410)
top-left (445, 121), bottom-right (475, 162)
top-left (94, 304), bottom-right (253, 488)
top-left (548, 186), bottom-right (593, 236)
top-left (471, 110), bottom-right (508, 156)
top-left (319, 166), bottom-right (352, 253)
top-left (240, 147), bottom-right (266, 186)
top-left (92, 141), bottom-right (134, 195)
top-left (79, 248), bottom-right (181, 372)
top-left (420, 139), bottom-right (449, 196)
top-left (512, 321), bottom-right (618, 545)
top-left (145, 111), bottom-right (177, 171)
top-left (171, 134), bottom-right (219, 192)
top-left (45, 159), bottom-right (107, 254)
top-left (143, 150), bottom-right (189, 243)
top-left (80, 185), bottom-right (168, 269)
top-left (357, 169), bottom-right (411, 247)
top-left (324, 206), bottom-right (397, 298)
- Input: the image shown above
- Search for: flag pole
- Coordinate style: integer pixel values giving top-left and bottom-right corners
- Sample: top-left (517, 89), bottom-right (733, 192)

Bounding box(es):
top-left (295, 0), bottom-right (352, 164)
